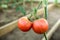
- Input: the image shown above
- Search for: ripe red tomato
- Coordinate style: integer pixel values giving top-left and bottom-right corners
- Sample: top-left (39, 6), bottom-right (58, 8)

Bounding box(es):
top-left (32, 18), bottom-right (48, 34)
top-left (18, 17), bottom-right (32, 32)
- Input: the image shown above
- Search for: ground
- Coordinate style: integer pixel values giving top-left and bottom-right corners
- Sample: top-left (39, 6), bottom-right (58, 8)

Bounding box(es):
top-left (0, 2), bottom-right (60, 40)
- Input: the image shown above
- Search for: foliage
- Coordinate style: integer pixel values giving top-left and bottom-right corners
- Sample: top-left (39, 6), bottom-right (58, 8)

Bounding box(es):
top-left (54, 0), bottom-right (58, 5)
top-left (0, 0), bottom-right (26, 15)
top-left (16, 6), bottom-right (26, 15)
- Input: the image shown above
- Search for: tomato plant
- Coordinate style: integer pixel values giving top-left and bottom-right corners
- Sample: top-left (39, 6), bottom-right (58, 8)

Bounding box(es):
top-left (32, 18), bottom-right (48, 34)
top-left (18, 17), bottom-right (32, 32)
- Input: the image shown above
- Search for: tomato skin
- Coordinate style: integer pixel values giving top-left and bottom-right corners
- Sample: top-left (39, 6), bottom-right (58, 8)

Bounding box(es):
top-left (18, 17), bottom-right (32, 32)
top-left (32, 18), bottom-right (48, 34)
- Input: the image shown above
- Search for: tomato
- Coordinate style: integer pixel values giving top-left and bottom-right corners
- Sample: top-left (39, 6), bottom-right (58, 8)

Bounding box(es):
top-left (18, 17), bottom-right (32, 32)
top-left (32, 18), bottom-right (48, 34)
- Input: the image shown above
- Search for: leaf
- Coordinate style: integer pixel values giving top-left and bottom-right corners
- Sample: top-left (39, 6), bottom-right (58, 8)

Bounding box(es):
top-left (16, 6), bottom-right (20, 12)
top-left (34, 8), bottom-right (37, 14)
top-left (1, 4), bottom-right (8, 8)
top-left (16, 6), bottom-right (26, 15)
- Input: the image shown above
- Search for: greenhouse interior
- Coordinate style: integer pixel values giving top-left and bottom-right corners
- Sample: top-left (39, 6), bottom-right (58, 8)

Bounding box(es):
top-left (0, 0), bottom-right (60, 40)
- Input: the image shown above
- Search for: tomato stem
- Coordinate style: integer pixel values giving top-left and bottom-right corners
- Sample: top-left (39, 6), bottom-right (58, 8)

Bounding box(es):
top-left (37, 1), bottom-right (42, 9)
top-left (28, 1), bottom-right (42, 20)
top-left (28, 13), bottom-right (33, 21)
top-left (44, 33), bottom-right (48, 40)
top-left (43, 0), bottom-right (48, 40)
top-left (43, 0), bottom-right (48, 19)
top-left (33, 1), bottom-right (42, 19)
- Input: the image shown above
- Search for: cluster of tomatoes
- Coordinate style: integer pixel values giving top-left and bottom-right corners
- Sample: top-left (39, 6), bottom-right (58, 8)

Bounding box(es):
top-left (18, 17), bottom-right (48, 34)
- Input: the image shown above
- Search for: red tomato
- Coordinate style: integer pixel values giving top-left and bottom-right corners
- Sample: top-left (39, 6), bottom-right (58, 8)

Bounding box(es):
top-left (32, 18), bottom-right (48, 34)
top-left (18, 17), bottom-right (32, 32)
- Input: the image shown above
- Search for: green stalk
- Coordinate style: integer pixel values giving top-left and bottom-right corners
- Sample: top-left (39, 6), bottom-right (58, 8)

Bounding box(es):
top-left (43, 0), bottom-right (48, 40)
top-left (44, 6), bottom-right (48, 19)
top-left (37, 1), bottom-right (42, 9)
top-left (28, 1), bottom-right (42, 20)
top-left (44, 33), bottom-right (48, 40)
top-left (28, 0), bottom-right (33, 19)
top-left (33, 1), bottom-right (42, 19)
top-left (28, 0), bottom-right (33, 21)
top-left (43, 0), bottom-right (48, 19)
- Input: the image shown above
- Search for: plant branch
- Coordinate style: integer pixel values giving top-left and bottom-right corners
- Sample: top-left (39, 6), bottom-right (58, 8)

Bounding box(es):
top-left (44, 33), bottom-right (48, 40)
top-left (43, 0), bottom-right (48, 40)
top-left (28, 0), bottom-right (42, 18)
top-left (43, 0), bottom-right (48, 19)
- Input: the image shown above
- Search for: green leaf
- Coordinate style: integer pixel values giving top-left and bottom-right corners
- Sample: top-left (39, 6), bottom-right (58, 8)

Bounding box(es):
top-left (34, 8), bottom-right (37, 14)
top-left (16, 6), bottom-right (26, 15)
top-left (1, 4), bottom-right (8, 8)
